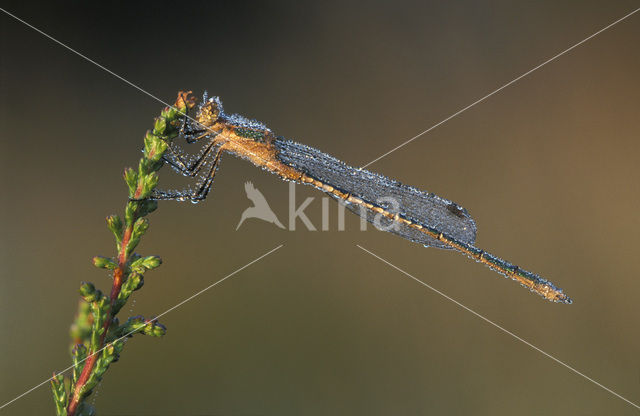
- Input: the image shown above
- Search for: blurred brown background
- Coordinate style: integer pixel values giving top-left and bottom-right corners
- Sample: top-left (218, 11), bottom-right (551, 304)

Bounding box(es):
top-left (1, 1), bottom-right (639, 415)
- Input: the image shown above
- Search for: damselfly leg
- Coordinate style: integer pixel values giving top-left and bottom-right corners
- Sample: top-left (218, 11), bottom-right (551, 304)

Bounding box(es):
top-left (163, 97), bottom-right (220, 174)
top-left (152, 97), bottom-right (226, 201)
top-left (152, 143), bottom-right (224, 202)
top-left (163, 136), bottom-right (219, 177)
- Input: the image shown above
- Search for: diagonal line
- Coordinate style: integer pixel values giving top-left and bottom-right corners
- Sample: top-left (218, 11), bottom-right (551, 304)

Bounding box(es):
top-left (0, 244), bottom-right (283, 411)
top-left (0, 6), bottom-right (310, 183)
top-left (356, 245), bottom-right (640, 411)
top-left (361, 7), bottom-right (640, 168)
top-left (0, 7), bottom-right (174, 110)
top-left (0, 6), bottom-right (223, 145)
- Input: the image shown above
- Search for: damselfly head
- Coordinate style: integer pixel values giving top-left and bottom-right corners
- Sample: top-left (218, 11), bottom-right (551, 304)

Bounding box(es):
top-left (196, 96), bottom-right (224, 128)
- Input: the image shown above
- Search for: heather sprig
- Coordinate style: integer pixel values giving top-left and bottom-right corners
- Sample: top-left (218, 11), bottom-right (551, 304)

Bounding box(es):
top-left (52, 93), bottom-right (195, 416)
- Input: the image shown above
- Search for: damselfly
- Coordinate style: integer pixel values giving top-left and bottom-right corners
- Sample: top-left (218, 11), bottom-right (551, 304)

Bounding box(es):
top-left (153, 92), bottom-right (571, 304)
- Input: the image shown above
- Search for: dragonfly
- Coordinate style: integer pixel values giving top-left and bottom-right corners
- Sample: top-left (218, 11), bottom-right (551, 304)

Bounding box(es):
top-left (153, 91), bottom-right (571, 304)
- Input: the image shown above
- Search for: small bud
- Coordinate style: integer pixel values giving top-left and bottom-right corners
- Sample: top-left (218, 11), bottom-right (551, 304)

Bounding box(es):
top-left (95, 296), bottom-right (110, 314)
top-left (142, 255), bottom-right (161, 270)
top-left (72, 343), bottom-right (87, 356)
top-left (131, 274), bottom-right (144, 291)
top-left (131, 217), bottom-right (149, 240)
top-left (50, 372), bottom-right (68, 411)
top-left (71, 344), bottom-right (88, 384)
top-left (79, 282), bottom-right (97, 302)
top-left (153, 116), bottom-right (167, 135)
top-left (120, 315), bottom-right (147, 335)
top-left (126, 219), bottom-right (148, 255)
top-left (145, 171), bottom-right (159, 192)
top-left (130, 255), bottom-right (161, 273)
top-left (138, 157), bottom-right (151, 178)
top-left (106, 215), bottom-right (123, 242)
top-left (143, 131), bottom-right (159, 157)
top-left (144, 320), bottom-right (167, 337)
top-left (123, 167), bottom-right (138, 197)
top-left (104, 343), bottom-right (115, 356)
top-left (113, 339), bottom-right (125, 355)
top-left (166, 102), bottom-right (182, 116)
top-left (175, 90), bottom-right (195, 112)
top-left (146, 144), bottom-right (167, 165)
top-left (148, 139), bottom-right (168, 163)
top-left (92, 256), bottom-right (117, 270)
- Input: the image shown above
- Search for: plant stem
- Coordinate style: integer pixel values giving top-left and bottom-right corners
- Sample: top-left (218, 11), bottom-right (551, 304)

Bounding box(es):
top-left (67, 205), bottom-right (137, 416)
top-left (56, 92), bottom-right (192, 416)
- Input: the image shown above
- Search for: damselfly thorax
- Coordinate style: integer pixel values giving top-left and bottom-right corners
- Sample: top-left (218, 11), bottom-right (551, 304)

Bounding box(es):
top-left (154, 92), bottom-right (571, 304)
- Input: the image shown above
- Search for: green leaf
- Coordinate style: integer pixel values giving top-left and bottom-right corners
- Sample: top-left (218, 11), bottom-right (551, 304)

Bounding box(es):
top-left (83, 340), bottom-right (127, 395)
top-left (121, 315), bottom-right (146, 335)
top-left (143, 320), bottom-right (167, 337)
top-left (105, 215), bottom-right (123, 244)
top-left (143, 131), bottom-right (158, 156)
top-left (141, 172), bottom-right (159, 197)
top-left (126, 217), bottom-right (149, 256)
top-left (109, 316), bottom-right (166, 340)
top-left (71, 344), bottom-right (88, 387)
top-left (112, 272), bottom-right (144, 315)
top-left (50, 373), bottom-right (68, 416)
top-left (79, 282), bottom-right (98, 302)
top-left (137, 158), bottom-right (150, 180)
top-left (162, 105), bottom-right (178, 120)
top-left (124, 201), bottom-right (138, 225)
top-left (92, 256), bottom-right (117, 270)
top-left (123, 167), bottom-right (138, 197)
top-left (130, 255), bottom-right (162, 273)
top-left (144, 131), bottom-right (168, 163)
top-left (153, 116), bottom-right (167, 135)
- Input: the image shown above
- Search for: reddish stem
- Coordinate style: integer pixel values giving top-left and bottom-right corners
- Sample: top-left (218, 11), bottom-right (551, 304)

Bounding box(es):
top-left (67, 187), bottom-right (142, 415)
